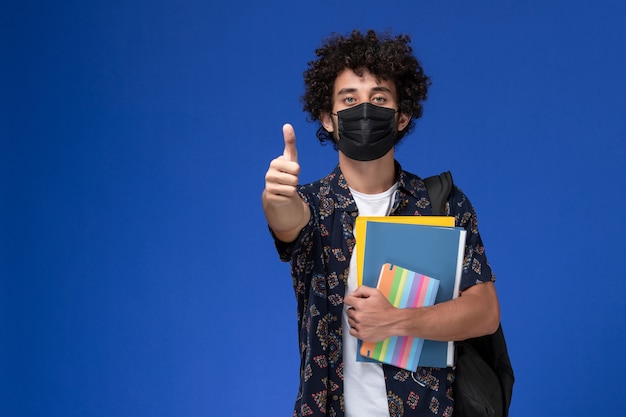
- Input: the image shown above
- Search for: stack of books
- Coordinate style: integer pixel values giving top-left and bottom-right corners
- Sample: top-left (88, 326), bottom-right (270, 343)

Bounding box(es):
top-left (355, 216), bottom-right (466, 370)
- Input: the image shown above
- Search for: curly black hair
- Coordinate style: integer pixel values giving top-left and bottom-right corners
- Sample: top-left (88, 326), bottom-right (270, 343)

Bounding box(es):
top-left (301, 29), bottom-right (431, 146)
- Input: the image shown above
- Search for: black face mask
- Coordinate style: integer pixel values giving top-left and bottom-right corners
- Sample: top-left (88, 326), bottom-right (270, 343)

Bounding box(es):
top-left (335, 103), bottom-right (397, 161)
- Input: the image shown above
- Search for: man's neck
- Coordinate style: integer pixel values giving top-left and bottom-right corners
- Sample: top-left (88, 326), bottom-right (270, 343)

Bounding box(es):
top-left (339, 150), bottom-right (397, 194)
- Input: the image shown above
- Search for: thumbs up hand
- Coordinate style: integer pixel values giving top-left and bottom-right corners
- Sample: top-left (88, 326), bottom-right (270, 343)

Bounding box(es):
top-left (262, 124), bottom-right (310, 242)
top-left (264, 124), bottom-right (301, 204)
top-left (282, 123), bottom-right (298, 163)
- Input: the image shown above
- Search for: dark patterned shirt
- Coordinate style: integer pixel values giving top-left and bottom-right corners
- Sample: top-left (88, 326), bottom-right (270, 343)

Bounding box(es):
top-left (272, 162), bottom-right (495, 417)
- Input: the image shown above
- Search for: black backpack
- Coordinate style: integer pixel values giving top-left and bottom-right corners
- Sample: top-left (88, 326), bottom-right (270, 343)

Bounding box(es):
top-left (424, 172), bottom-right (514, 417)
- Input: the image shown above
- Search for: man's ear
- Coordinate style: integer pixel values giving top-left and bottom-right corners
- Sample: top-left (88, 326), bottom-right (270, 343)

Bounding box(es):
top-left (320, 111), bottom-right (335, 133)
top-left (397, 112), bottom-right (412, 132)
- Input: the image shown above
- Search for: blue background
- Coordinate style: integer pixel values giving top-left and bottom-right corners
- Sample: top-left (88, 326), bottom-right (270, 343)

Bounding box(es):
top-left (2, 0), bottom-right (625, 416)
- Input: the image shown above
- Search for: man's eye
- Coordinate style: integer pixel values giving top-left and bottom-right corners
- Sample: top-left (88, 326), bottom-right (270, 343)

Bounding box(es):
top-left (372, 96), bottom-right (386, 103)
top-left (344, 97), bottom-right (356, 104)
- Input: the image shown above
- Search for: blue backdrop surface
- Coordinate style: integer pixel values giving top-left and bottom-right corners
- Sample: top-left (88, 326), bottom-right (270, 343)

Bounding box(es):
top-left (2, 1), bottom-right (626, 416)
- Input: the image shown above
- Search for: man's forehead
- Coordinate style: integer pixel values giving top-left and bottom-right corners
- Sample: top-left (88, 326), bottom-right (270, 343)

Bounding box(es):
top-left (334, 70), bottom-right (394, 90)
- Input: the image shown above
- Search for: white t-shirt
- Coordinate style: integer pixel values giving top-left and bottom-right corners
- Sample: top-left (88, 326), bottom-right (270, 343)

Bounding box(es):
top-left (343, 183), bottom-right (398, 417)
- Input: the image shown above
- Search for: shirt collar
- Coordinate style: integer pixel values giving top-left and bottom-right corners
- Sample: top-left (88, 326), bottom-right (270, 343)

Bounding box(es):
top-left (327, 161), bottom-right (424, 213)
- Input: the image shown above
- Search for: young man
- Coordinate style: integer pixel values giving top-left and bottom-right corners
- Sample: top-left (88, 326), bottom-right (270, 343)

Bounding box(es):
top-left (263, 29), bottom-right (500, 417)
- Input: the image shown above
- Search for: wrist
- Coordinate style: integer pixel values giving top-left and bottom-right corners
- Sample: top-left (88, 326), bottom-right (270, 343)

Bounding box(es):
top-left (392, 307), bottom-right (424, 337)
top-left (389, 306), bottom-right (418, 338)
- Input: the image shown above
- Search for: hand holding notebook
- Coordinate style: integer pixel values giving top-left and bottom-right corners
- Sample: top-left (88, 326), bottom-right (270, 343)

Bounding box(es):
top-left (359, 263), bottom-right (439, 371)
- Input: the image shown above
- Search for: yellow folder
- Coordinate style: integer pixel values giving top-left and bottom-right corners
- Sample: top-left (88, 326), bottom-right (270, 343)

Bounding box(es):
top-left (355, 216), bottom-right (455, 286)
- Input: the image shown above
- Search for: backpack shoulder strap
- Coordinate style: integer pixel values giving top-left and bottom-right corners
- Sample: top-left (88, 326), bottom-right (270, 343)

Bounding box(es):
top-left (423, 171), bottom-right (453, 215)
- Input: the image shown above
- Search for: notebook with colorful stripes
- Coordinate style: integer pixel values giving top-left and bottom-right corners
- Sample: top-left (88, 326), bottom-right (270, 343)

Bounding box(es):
top-left (359, 263), bottom-right (440, 371)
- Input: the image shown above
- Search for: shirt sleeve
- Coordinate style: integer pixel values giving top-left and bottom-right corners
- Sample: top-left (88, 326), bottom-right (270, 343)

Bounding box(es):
top-left (270, 215), bottom-right (313, 262)
top-left (270, 190), bottom-right (316, 263)
top-left (448, 186), bottom-right (496, 292)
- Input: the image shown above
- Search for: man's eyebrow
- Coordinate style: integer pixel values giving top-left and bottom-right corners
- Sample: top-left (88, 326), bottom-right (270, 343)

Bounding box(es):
top-left (337, 87), bottom-right (358, 95)
top-left (336, 86), bottom-right (392, 95)
top-left (371, 86), bottom-right (392, 94)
